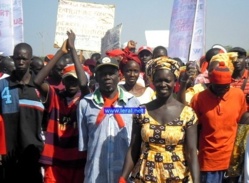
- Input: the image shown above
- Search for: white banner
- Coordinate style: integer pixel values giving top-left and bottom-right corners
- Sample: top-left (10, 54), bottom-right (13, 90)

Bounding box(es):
top-left (145, 30), bottom-right (169, 48)
top-left (54, 0), bottom-right (115, 52)
top-left (168, 0), bottom-right (198, 63)
top-left (101, 23), bottom-right (122, 56)
top-left (0, 0), bottom-right (24, 56)
top-left (189, 0), bottom-right (205, 62)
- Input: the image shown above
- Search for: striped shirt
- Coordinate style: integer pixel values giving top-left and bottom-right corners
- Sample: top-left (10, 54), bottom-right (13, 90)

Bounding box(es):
top-left (39, 86), bottom-right (86, 168)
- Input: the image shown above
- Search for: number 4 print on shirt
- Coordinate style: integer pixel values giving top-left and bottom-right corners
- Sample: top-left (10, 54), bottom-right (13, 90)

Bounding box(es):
top-left (1, 87), bottom-right (12, 104)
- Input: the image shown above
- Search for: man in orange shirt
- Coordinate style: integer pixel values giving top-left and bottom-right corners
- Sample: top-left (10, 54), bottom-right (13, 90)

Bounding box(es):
top-left (191, 62), bottom-right (247, 183)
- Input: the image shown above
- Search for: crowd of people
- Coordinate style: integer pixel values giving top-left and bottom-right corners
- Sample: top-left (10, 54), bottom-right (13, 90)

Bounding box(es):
top-left (0, 29), bottom-right (249, 183)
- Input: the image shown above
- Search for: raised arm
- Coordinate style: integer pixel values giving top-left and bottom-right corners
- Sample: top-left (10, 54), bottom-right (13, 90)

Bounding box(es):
top-left (66, 30), bottom-right (89, 96)
top-left (176, 62), bottom-right (197, 105)
top-left (33, 41), bottom-right (67, 97)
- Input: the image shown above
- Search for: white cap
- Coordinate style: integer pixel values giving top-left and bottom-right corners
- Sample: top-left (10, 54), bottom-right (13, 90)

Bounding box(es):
top-left (212, 44), bottom-right (227, 53)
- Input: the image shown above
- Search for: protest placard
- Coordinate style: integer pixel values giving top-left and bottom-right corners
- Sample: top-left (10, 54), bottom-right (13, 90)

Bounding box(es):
top-left (54, 0), bottom-right (115, 52)
top-left (189, 0), bottom-right (205, 62)
top-left (0, 0), bottom-right (24, 56)
top-left (101, 23), bottom-right (122, 56)
top-left (168, 0), bottom-right (205, 63)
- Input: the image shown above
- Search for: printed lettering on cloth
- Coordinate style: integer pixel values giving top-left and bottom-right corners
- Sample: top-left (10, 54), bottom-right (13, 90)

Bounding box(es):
top-left (168, 0), bottom-right (205, 64)
top-left (189, 0), bottom-right (206, 62)
top-left (0, 0), bottom-right (24, 56)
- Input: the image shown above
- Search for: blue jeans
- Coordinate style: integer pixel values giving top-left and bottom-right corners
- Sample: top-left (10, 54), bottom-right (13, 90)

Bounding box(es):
top-left (201, 171), bottom-right (225, 183)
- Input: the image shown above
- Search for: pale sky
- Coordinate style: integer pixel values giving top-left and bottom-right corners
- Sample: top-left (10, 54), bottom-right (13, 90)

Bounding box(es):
top-left (23, 0), bottom-right (249, 56)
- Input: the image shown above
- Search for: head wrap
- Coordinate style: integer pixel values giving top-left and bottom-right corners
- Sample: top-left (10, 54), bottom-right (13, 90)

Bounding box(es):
top-left (209, 62), bottom-right (232, 84)
top-left (146, 56), bottom-right (180, 81)
top-left (210, 52), bottom-right (238, 73)
top-left (106, 47), bottom-right (141, 73)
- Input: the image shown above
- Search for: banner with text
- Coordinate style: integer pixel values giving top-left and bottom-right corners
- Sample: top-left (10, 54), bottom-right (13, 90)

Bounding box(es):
top-left (54, 0), bottom-right (115, 52)
top-left (0, 0), bottom-right (24, 56)
top-left (168, 0), bottom-right (205, 63)
top-left (189, 0), bottom-right (205, 62)
top-left (101, 23), bottom-right (122, 56)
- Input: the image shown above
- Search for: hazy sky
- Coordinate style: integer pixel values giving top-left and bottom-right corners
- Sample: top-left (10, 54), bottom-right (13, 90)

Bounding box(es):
top-left (23, 0), bottom-right (249, 56)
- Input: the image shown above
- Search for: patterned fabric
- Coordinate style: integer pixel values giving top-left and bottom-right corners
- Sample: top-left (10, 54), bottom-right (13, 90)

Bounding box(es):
top-left (146, 56), bottom-right (180, 82)
top-left (40, 86), bottom-right (86, 168)
top-left (227, 124), bottom-right (249, 177)
top-left (210, 52), bottom-right (238, 73)
top-left (131, 106), bottom-right (197, 183)
top-left (185, 83), bottom-right (207, 106)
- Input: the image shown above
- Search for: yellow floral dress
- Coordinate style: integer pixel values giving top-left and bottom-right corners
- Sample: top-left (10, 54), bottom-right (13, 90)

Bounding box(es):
top-left (131, 106), bottom-right (197, 183)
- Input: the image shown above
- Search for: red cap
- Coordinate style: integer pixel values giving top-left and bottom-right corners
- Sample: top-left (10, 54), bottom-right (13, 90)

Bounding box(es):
top-left (209, 62), bottom-right (232, 84)
top-left (45, 54), bottom-right (54, 61)
top-left (62, 64), bottom-right (77, 79)
top-left (137, 46), bottom-right (153, 54)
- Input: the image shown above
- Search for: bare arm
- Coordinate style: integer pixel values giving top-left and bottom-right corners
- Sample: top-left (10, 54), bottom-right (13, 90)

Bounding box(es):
top-left (33, 47), bottom-right (66, 98)
top-left (186, 122), bottom-right (200, 183)
top-left (176, 74), bottom-right (189, 104)
top-left (66, 30), bottom-right (89, 96)
top-left (176, 62), bottom-right (197, 104)
top-left (120, 118), bottom-right (142, 180)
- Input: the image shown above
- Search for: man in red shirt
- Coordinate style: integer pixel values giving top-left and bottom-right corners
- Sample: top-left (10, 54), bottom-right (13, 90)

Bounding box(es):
top-left (229, 47), bottom-right (249, 110)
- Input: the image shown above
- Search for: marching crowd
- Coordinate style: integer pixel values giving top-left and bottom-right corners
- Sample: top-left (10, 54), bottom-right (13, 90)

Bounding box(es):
top-left (0, 30), bottom-right (249, 183)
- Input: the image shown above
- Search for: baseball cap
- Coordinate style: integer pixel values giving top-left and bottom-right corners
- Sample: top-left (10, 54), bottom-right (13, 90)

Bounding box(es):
top-left (62, 64), bottom-right (77, 79)
top-left (228, 47), bottom-right (247, 57)
top-left (95, 57), bottom-right (119, 72)
top-left (137, 46), bottom-right (153, 55)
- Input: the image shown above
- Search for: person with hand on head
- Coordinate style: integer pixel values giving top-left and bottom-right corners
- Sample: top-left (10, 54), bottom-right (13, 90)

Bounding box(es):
top-left (77, 56), bottom-right (140, 183)
top-left (0, 43), bottom-right (44, 183)
top-left (191, 61), bottom-right (247, 183)
top-left (45, 53), bottom-right (67, 90)
top-left (120, 56), bottom-right (200, 183)
top-left (34, 30), bottom-right (89, 183)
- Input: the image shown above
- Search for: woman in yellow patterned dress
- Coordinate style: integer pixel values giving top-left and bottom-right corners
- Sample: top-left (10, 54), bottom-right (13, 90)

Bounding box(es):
top-left (119, 56), bottom-right (200, 183)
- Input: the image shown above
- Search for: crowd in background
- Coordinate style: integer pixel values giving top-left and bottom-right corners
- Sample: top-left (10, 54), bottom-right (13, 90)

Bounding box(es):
top-left (0, 30), bottom-right (249, 183)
